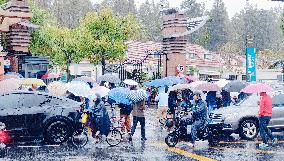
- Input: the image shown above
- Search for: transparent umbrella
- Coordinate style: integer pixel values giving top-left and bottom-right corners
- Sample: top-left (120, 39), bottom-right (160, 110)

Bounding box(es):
top-left (0, 78), bottom-right (22, 94)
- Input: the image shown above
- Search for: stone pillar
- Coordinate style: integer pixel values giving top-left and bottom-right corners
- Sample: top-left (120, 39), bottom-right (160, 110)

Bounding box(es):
top-left (7, 55), bottom-right (18, 72)
top-left (162, 10), bottom-right (188, 77)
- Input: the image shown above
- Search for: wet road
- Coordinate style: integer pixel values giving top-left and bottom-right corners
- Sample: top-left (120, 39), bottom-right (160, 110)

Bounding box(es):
top-left (2, 109), bottom-right (284, 161)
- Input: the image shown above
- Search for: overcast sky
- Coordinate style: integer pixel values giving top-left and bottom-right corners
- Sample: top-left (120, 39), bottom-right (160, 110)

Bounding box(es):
top-left (90, 0), bottom-right (284, 18)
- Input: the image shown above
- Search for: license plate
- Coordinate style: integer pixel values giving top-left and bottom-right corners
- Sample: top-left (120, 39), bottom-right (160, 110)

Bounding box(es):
top-left (187, 125), bottom-right (192, 134)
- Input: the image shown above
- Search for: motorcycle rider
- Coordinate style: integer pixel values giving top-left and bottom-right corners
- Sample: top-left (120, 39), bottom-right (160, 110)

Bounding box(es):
top-left (189, 91), bottom-right (208, 147)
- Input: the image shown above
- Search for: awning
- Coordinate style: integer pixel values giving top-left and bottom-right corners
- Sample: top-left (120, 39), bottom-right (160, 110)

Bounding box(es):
top-left (199, 71), bottom-right (221, 76)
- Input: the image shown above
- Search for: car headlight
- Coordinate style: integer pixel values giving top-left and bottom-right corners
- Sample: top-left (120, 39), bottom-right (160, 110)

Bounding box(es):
top-left (225, 113), bottom-right (239, 120)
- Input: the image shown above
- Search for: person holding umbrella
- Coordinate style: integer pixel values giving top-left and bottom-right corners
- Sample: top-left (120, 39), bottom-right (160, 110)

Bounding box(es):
top-left (129, 99), bottom-right (147, 142)
top-left (258, 92), bottom-right (277, 149)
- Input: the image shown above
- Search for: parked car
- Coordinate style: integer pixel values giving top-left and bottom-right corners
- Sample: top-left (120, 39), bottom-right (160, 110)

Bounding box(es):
top-left (0, 91), bottom-right (82, 145)
top-left (209, 92), bottom-right (284, 140)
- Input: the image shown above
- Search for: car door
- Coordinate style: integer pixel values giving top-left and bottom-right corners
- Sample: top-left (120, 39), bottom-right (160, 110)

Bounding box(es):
top-left (0, 93), bottom-right (26, 135)
top-left (18, 92), bottom-right (48, 138)
top-left (271, 94), bottom-right (284, 128)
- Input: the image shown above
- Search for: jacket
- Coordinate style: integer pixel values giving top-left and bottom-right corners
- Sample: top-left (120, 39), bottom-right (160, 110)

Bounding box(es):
top-left (192, 99), bottom-right (207, 122)
top-left (259, 94), bottom-right (272, 116)
top-left (92, 101), bottom-right (111, 135)
top-left (132, 101), bottom-right (145, 117)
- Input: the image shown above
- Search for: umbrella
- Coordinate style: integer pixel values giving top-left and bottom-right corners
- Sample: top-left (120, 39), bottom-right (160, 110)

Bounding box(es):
top-left (41, 73), bottom-right (60, 79)
top-left (145, 77), bottom-right (183, 87)
top-left (185, 75), bottom-right (198, 82)
top-left (91, 86), bottom-right (110, 97)
top-left (168, 84), bottom-right (192, 92)
top-left (66, 81), bottom-right (91, 97)
top-left (163, 76), bottom-right (185, 85)
top-left (189, 81), bottom-right (207, 89)
top-left (195, 82), bottom-right (221, 92)
top-left (74, 76), bottom-right (96, 83)
top-left (123, 79), bottom-right (138, 86)
top-left (223, 81), bottom-right (247, 92)
top-left (241, 83), bottom-right (273, 94)
top-left (3, 74), bottom-right (21, 80)
top-left (22, 78), bottom-right (46, 86)
top-left (215, 79), bottom-right (229, 88)
top-left (97, 73), bottom-right (121, 84)
top-left (108, 87), bottom-right (132, 105)
top-left (5, 72), bottom-right (23, 78)
top-left (0, 78), bottom-right (22, 94)
top-left (127, 89), bottom-right (147, 103)
top-left (47, 81), bottom-right (67, 96)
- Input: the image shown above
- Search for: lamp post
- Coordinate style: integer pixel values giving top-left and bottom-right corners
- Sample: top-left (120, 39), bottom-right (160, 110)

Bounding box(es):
top-left (63, 50), bottom-right (72, 82)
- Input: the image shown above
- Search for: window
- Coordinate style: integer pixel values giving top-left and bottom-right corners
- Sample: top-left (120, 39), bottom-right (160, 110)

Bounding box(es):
top-left (186, 53), bottom-right (196, 60)
top-left (81, 71), bottom-right (92, 77)
top-left (272, 94), bottom-right (284, 107)
top-left (0, 93), bottom-right (21, 109)
top-left (204, 54), bottom-right (212, 60)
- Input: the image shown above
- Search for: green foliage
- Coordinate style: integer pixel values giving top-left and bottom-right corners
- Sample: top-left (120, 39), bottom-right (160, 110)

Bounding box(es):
top-left (0, 0), bottom-right (7, 6)
top-left (80, 8), bottom-right (140, 64)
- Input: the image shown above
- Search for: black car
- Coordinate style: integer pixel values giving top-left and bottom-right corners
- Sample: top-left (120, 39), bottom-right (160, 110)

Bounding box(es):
top-left (0, 91), bottom-right (82, 145)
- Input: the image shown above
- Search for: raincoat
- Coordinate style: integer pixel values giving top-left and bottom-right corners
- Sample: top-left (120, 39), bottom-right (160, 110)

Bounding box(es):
top-left (91, 96), bottom-right (111, 136)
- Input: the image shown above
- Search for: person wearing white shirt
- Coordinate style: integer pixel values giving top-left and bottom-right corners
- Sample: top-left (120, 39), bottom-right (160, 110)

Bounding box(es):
top-left (155, 87), bottom-right (169, 126)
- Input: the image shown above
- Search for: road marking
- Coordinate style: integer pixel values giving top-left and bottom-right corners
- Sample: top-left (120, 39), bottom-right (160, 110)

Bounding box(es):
top-left (210, 146), bottom-right (284, 155)
top-left (219, 140), bottom-right (284, 144)
top-left (167, 147), bottom-right (217, 161)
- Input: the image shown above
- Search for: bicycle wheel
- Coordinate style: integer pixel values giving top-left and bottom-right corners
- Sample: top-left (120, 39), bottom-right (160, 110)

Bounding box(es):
top-left (71, 131), bottom-right (88, 148)
top-left (106, 129), bottom-right (122, 147)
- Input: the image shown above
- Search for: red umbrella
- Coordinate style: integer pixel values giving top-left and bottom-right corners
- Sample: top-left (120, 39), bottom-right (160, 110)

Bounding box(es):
top-left (241, 83), bottom-right (273, 94)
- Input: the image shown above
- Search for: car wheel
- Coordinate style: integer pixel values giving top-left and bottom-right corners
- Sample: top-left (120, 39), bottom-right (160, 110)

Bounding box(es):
top-left (239, 119), bottom-right (258, 140)
top-left (45, 121), bottom-right (72, 144)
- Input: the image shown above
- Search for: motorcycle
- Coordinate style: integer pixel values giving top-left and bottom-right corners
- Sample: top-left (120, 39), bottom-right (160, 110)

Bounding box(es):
top-left (165, 110), bottom-right (223, 147)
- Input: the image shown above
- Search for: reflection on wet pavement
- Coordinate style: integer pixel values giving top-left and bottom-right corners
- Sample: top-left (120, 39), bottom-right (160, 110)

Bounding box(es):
top-left (2, 108), bottom-right (284, 161)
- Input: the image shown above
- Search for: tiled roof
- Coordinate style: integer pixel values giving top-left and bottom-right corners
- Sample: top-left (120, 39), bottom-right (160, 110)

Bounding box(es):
top-left (125, 41), bottom-right (221, 68)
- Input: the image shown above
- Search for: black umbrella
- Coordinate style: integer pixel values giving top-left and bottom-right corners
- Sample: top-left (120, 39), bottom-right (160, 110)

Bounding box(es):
top-left (97, 73), bottom-right (121, 84)
top-left (223, 81), bottom-right (247, 92)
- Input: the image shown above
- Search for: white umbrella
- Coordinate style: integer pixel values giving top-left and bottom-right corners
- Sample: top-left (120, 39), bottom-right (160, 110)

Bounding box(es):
top-left (123, 79), bottom-right (138, 86)
top-left (215, 79), bottom-right (229, 88)
top-left (0, 78), bottom-right (22, 94)
top-left (47, 81), bottom-right (67, 96)
top-left (66, 81), bottom-right (91, 97)
top-left (91, 86), bottom-right (110, 97)
top-left (189, 81), bottom-right (207, 89)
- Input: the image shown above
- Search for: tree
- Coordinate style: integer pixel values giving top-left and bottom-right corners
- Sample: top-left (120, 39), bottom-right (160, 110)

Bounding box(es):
top-left (100, 0), bottom-right (137, 16)
top-left (29, 3), bottom-right (92, 81)
top-left (180, 0), bottom-right (209, 45)
top-left (80, 8), bottom-right (140, 74)
top-left (33, 0), bottom-right (93, 28)
top-left (206, 0), bottom-right (230, 51)
top-left (138, 0), bottom-right (164, 41)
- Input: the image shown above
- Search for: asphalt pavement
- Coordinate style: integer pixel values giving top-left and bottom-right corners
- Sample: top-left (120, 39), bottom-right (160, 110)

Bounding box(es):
top-left (2, 108), bottom-right (284, 161)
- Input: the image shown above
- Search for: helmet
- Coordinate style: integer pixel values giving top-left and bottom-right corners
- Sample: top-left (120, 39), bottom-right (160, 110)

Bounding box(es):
top-left (193, 91), bottom-right (202, 97)
top-left (165, 119), bottom-right (174, 128)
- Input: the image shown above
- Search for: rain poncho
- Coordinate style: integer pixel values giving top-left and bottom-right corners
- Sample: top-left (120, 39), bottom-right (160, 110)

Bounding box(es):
top-left (192, 99), bottom-right (207, 122)
top-left (91, 94), bottom-right (111, 135)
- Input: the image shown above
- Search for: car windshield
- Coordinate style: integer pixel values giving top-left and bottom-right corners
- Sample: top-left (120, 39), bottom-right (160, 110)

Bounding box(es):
top-left (237, 94), bottom-right (259, 107)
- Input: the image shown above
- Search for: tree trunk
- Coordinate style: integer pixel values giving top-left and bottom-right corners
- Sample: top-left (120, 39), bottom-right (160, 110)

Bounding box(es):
top-left (101, 57), bottom-right (106, 75)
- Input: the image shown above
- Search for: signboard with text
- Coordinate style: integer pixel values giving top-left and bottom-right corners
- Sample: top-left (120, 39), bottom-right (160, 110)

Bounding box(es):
top-left (246, 48), bottom-right (256, 82)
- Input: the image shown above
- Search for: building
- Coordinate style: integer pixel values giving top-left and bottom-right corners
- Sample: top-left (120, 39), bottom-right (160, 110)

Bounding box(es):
top-left (125, 41), bottom-right (222, 79)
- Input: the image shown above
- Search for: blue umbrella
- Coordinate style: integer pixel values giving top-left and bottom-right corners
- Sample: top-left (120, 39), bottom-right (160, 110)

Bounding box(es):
top-left (127, 89), bottom-right (147, 103)
top-left (108, 87), bottom-right (132, 105)
top-left (5, 72), bottom-right (24, 78)
top-left (163, 76), bottom-right (185, 85)
top-left (145, 76), bottom-right (184, 87)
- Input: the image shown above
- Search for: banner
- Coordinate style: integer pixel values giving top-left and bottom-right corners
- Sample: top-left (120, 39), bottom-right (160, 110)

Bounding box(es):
top-left (246, 48), bottom-right (256, 82)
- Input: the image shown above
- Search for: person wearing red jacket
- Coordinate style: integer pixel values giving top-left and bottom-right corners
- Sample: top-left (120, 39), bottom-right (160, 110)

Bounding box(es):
top-left (258, 92), bottom-right (277, 149)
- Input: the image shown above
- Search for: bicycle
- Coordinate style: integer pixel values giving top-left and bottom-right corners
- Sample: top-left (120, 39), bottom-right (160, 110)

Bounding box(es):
top-left (72, 109), bottom-right (122, 147)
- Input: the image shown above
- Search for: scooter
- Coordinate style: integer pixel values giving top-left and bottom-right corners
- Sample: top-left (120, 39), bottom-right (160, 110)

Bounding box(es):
top-left (165, 110), bottom-right (223, 147)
